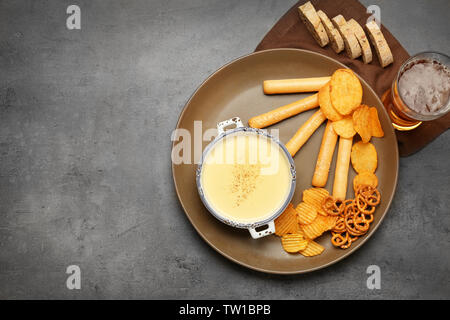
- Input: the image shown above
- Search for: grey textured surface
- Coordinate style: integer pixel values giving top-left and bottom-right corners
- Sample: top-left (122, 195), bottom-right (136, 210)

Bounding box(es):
top-left (0, 0), bottom-right (449, 299)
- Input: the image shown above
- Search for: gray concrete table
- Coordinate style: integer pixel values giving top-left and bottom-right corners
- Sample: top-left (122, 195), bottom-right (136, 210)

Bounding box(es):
top-left (0, 0), bottom-right (448, 299)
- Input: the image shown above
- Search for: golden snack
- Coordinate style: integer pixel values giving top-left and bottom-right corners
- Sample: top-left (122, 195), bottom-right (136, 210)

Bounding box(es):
top-left (356, 185), bottom-right (381, 206)
top-left (300, 215), bottom-right (329, 239)
top-left (331, 231), bottom-right (349, 247)
top-left (263, 77), bottom-right (330, 94)
top-left (355, 193), bottom-right (376, 214)
top-left (319, 83), bottom-right (343, 121)
top-left (248, 94), bottom-right (319, 129)
top-left (329, 69), bottom-right (363, 115)
top-left (325, 215), bottom-right (338, 230)
top-left (285, 109), bottom-right (327, 157)
top-left (332, 136), bottom-right (353, 200)
top-left (332, 116), bottom-right (356, 138)
top-left (322, 196), bottom-right (345, 216)
top-left (296, 202), bottom-right (318, 225)
top-left (281, 233), bottom-right (308, 253)
top-left (312, 121), bottom-right (338, 187)
top-left (353, 171), bottom-right (378, 192)
top-left (300, 240), bottom-right (325, 257)
top-left (274, 203), bottom-right (300, 236)
top-left (350, 141), bottom-right (378, 173)
top-left (329, 186), bottom-right (381, 249)
top-left (353, 104), bottom-right (372, 143)
top-left (332, 216), bottom-right (346, 233)
top-left (369, 107), bottom-right (384, 138)
top-left (302, 187), bottom-right (330, 216)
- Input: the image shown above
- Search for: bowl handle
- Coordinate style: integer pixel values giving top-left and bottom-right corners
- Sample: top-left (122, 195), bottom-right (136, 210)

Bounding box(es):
top-left (248, 221), bottom-right (275, 239)
top-left (217, 117), bottom-right (244, 135)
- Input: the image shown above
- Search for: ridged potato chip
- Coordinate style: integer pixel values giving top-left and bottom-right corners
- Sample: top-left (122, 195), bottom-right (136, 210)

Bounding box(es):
top-left (296, 202), bottom-right (318, 225)
top-left (302, 187), bottom-right (329, 216)
top-left (330, 69), bottom-right (363, 115)
top-left (369, 107), bottom-right (384, 138)
top-left (353, 171), bottom-right (378, 191)
top-left (332, 116), bottom-right (356, 138)
top-left (281, 233), bottom-right (308, 253)
top-left (351, 141), bottom-right (378, 173)
top-left (353, 105), bottom-right (372, 143)
top-left (300, 240), bottom-right (325, 257)
top-left (300, 215), bottom-right (329, 239)
top-left (274, 203), bottom-right (300, 236)
top-left (319, 83), bottom-right (343, 121)
top-left (325, 215), bottom-right (338, 230)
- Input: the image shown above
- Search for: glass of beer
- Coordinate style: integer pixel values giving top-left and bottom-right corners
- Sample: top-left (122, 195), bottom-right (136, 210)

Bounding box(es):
top-left (382, 52), bottom-right (450, 131)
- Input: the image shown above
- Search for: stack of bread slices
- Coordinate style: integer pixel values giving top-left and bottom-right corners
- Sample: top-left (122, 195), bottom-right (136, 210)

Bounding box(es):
top-left (298, 1), bottom-right (394, 68)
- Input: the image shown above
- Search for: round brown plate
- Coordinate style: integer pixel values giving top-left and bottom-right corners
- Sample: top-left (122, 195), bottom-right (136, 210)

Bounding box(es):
top-left (172, 49), bottom-right (398, 274)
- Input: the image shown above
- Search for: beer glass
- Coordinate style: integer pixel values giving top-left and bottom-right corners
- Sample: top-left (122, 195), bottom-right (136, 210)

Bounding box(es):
top-left (382, 52), bottom-right (450, 131)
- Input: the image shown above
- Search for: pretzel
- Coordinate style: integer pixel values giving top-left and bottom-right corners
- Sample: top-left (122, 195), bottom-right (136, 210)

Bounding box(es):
top-left (332, 216), bottom-right (346, 233)
top-left (356, 194), bottom-right (376, 214)
top-left (332, 231), bottom-right (358, 249)
top-left (328, 186), bottom-right (381, 250)
top-left (361, 211), bottom-right (374, 224)
top-left (345, 219), bottom-right (365, 236)
top-left (343, 199), bottom-right (354, 207)
top-left (366, 193), bottom-right (381, 206)
top-left (344, 210), bottom-right (366, 236)
top-left (322, 196), bottom-right (345, 216)
top-left (356, 185), bottom-right (380, 203)
top-left (346, 234), bottom-right (359, 248)
top-left (331, 231), bottom-right (349, 247)
top-left (340, 234), bottom-right (355, 249)
top-left (344, 200), bottom-right (359, 216)
top-left (353, 212), bottom-right (371, 233)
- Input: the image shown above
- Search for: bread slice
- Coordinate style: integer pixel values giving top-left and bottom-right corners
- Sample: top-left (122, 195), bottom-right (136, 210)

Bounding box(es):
top-left (365, 21), bottom-right (394, 67)
top-left (317, 10), bottom-right (344, 53)
top-left (298, 1), bottom-right (329, 47)
top-left (332, 15), bottom-right (362, 59)
top-left (347, 19), bottom-right (372, 64)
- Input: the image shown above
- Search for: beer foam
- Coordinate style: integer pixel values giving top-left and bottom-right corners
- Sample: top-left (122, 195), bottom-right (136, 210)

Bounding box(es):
top-left (399, 60), bottom-right (450, 115)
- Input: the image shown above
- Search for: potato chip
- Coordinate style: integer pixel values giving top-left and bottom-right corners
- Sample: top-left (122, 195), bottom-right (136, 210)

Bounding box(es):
top-left (302, 187), bottom-right (329, 216)
top-left (353, 171), bottom-right (378, 191)
top-left (351, 141), bottom-right (378, 173)
top-left (330, 69), bottom-right (363, 115)
top-left (353, 105), bottom-right (372, 143)
top-left (296, 202), bottom-right (318, 225)
top-left (325, 215), bottom-right (338, 230)
top-left (319, 83), bottom-right (343, 121)
top-left (300, 240), bottom-right (325, 257)
top-left (281, 233), bottom-right (308, 253)
top-left (332, 116), bottom-right (356, 138)
top-left (369, 107), bottom-right (384, 138)
top-left (274, 203), bottom-right (300, 236)
top-left (300, 215), bottom-right (329, 239)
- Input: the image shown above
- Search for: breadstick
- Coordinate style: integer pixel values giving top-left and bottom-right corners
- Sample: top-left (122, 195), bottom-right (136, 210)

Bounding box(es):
top-left (263, 77), bottom-right (331, 94)
top-left (285, 109), bottom-right (327, 157)
top-left (332, 136), bottom-right (353, 200)
top-left (312, 121), bottom-right (338, 187)
top-left (248, 93), bottom-right (319, 129)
